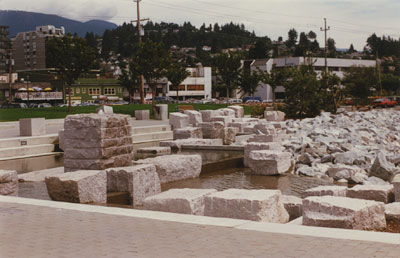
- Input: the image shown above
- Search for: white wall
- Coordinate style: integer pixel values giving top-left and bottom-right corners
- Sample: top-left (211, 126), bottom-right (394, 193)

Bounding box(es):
top-left (167, 67), bottom-right (212, 99)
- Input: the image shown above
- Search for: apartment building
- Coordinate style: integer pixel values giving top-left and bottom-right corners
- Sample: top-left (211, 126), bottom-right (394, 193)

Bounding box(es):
top-left (13, 25), bottom-right (65, 71)
top-left (250, 57), bottom-right (376, 101)
top-left (0, 25), bottom-right (10, 75)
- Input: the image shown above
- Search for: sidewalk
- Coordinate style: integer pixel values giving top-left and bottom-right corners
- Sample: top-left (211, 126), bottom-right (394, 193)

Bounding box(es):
top-left (0, 196), bottom-right (399, 258)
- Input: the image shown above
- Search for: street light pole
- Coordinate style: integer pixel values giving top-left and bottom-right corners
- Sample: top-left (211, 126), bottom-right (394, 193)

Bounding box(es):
top-left (27, 75), bottom-right (30, 107)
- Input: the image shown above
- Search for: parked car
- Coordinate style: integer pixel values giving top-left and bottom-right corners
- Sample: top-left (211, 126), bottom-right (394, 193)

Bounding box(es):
top-left (228, 98), bottom-right (243, 104)
top-left (38, 103), bottom-right (52, 108)
top-left (0, 103), bottom-right (27, 108)
top-left (242, 96), bottom-right (262, 103)
top-left (29, 103), bottom-right (38, 108)
top-left (371, 98), bottom-right (398, 108)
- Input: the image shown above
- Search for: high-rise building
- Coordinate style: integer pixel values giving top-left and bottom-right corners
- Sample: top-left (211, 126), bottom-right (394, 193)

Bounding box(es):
top-left (0, 25), bottom-right (10, 75)
top-left (12, 25), bottom-right (65, 71)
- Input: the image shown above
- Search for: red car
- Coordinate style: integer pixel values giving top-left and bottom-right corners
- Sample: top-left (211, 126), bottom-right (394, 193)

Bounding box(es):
top-left (371, 98), bottom-right (398, 108)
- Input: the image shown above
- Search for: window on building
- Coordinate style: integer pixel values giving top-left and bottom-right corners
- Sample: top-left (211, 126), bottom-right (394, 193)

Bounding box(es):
top-left (82, 88), bottom-right (86, 94)
top-left (187, 85), bottom-right (204, 91)
top-left (89, 88), bottom-right (100, 95)
top-left (169, 85), bottom-right (185, 91)
top-left (75, 88), bottom-right (80, 94)
top-left (104, 88), bottom-right (115, 95)
top-left (117, 87), bottom-right (122, 93)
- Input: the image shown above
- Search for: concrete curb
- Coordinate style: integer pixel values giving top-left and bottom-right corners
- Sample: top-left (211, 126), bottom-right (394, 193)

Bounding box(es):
top-left (1, 196), bottom-right (398, 245)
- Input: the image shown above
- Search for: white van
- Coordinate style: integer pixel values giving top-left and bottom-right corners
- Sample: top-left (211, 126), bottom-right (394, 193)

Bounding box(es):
top-left (228, 98), bottom-right (243, 104)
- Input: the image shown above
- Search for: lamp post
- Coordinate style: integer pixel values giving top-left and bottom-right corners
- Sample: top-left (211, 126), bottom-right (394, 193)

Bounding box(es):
top-left (20, 76), bottom-right (30, 107)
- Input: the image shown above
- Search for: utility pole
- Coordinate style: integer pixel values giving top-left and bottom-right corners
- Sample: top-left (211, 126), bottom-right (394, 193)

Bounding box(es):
top-left (133, 0), bottom-right (149, 104)
top-left (8, 49), bottom-right (12, 104)
top-left (320, 18), bottom-right (330, 73)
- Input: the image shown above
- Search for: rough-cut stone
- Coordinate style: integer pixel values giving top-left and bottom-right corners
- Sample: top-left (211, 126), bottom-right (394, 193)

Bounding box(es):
top-left (45, 170), bottom-right (107, 203)
top-left (19, 118), bottom-right (46, 136)
top-left (228, 122), bottom-right (250, 133)
top-left (327, 165), bottom-right (365, 181)
top-left (210, 116), bottom-right (232, 126)
top-left (155, 104), bottom-right (168, 120)
top-left (64, 114), bottom-right (133, 172)
top-left (302, 196), bottom-right (386, 230)
top-left (254, 124), bottom-right (276, 135)
top-left (173, 127), bottom-right (202, 140)
top-left (248, 134), bottom-right (282, 143)
top-left (106, 165), bottom-right (161, 206)
top-left (198, 122), bottom-right (224, 139)
top-left (248, 150), bottom-right (293, 175)
top-left (369, 152), bottom-right (400, 182)
top-left (303, 186), bottom-right (348, 198)
top-left (135, 110), bottom-right (150, 120)
top-left (347, 185), bottom-right (394, 203)
top-left (218, 108), bottom-right (236, 117)
top-left (296, 166), bottom-right (314, 177)
top-left (282, 195), bottom-right (303, 221)
top-left (160, 138), bottom-right (223, 151)
top-left (143, 188), bottom-right (217, 215)
top-left (18, 167), bottom-right (64, 182)
top-left (385, 203), bottom-right (400, 222)
top-left (199, 110), bottom-right (215, 122)
top-left (169, 113), bottom-right (189, 130)
top-left (134, 155), bottom-right (202, 183)
top-left (227, 105), bottom-right (244, 118)
top-left (393, 174), bottom-right (400, 202)
top-left (0, 170), bottom-right (18, 196)
top-left (184, 110), bottom-right (203, 126)
top-left (244, 142), bottom-right (284, 167)
top-left (204, 189), bottom-right (289, 223)
top-left (264, 111), bottom-right (285, 121)
top-left (96, 105), bottom-right (113, 114)
top-left (136, 147), bottom-right (171, 155)
top-left (58, 129), bottom-right (64, 151)
top-left (223, 127), bottom-right (239, 145)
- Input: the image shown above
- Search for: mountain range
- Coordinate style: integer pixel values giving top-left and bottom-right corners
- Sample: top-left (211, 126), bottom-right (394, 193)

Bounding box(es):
top-left (0, 10), bottom-right (118, 37)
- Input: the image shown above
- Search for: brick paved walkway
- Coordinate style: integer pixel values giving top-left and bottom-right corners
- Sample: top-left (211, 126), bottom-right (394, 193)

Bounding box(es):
top-left (0, 201), bottom-right (399, 258)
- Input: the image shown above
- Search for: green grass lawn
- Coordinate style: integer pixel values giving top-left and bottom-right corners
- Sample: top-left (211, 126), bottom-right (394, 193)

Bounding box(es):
top-left (0, 104), bottom-right (252, 122)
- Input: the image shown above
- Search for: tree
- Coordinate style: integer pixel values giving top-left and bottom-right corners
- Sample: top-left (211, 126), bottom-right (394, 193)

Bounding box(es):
top-left (285, 28), bottom-right (298, 51)
top-left (343, 66), bottom-right (378, 104)
top-left (238, 69), bottom-right (260, 97)
top-left (327, 38), bottom-right (337, 58)
top-left (249, 37), bottom-right (272, 59)
top-left (215, 51), bottom-right (242, 98)
top-left (348, 44), bottom-right (356, 54)
top-left (133, 40), bottom-right (171, 109)
top-left (320, 71), bottom-right (342, 113)
top-left (46, 34), bottom-right (95, 112)
top-left (118, 61), bottom-right (139, 103)
top-left (259, 65), bottom-right (291, 104)
top-left (166, 61), bottom-right (190, 101)
top-left (381, 73), bottom-right (400, 95)
top-left (282, 65), bottom-right (323, 119)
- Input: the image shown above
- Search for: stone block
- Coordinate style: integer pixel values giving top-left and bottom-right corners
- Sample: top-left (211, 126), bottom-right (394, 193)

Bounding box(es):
top-left (173, 127), bottom-right (202, 140)
top-left (160, 138), bottom-right (223, 151)
top-left (96, 105), bottom-right (113, 114)
top-left (169, 112), bottom-right (190, 130)
top-left (369, 152), bottom-right (400, 182)
top-left (155, 104), bottom-right (168, 120)
top-left (228, 122), bottom-right (250, 133)
top-left (106, 164), bottom-right (161, 206)
top-left (264, 111), bottom-right (285, 121)
top-left (136, 147), bottom-right (171, 155)
top-left (58, 129), bottom-right (64, 151)
top-left (204, 189), bottom-right (289, 223)
top-left (346, 185), bottom-right (394, 203)
top-left (184, 110), bottom-right (203, 126)
top-left (385, 203), bottom-right (400, 223)
top-left (254, 124), bottom-right (276, 135)
top-left (135, 110), bottom-right (150, 120)
top-left (303, 186), bottom-right (348, 198)
top-left (223, 127), bottom-right (239, 145)
top-left (134, 154), bottom-right (202, 183)
top-left (393, 174), bottom-right (400, 202)
top-left (199, 110), bottom-right (215, 122)
top-left (45, 170), bottom-right (107, 203)
top-left (244, 142), bottom-right (283, 167)
top-left (227, 105), bottom-right (244, 118)
top-left (248, 150), bottom-right (293, 175)
top-left (64, 114), bottom-right (130, 130)
top-left (64, 126), bottom-right (132, 140)
top-left (302, 196), bottom-right (386, 230)
top-left (64, 145), bottom-right (133, 159)
top-left (0, 170), bottom-right (18, 196)
top-left (19, 118), bottom-right (46, 136)
top-left (64, 153), bottom-right (132, 172)
top-left (248, 134), bottom-right (282, 143)
top-left (217, 108), bottom-right (236, 117)
top-left (65, 137), bottom-right (133, 149)
top-left (18, 167), bottom-right (64, 182)
top-left (282, 195), bottom-right (303, 221)
top-left (143, 188), bottom-right (217, 215)
top-left (210, 116), bottom-right (232, 126)
top-left (198, 122), bottom-right (224, 139)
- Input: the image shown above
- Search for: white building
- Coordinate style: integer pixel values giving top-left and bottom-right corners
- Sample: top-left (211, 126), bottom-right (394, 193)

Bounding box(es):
top-left (250, 57), bottom-right (376, 101)
top-left (167, 66), bottom-right (212, 100)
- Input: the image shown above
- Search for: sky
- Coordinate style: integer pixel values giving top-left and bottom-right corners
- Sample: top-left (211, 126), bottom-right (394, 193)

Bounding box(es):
top-left (1, 0), bottom-right (400, 50)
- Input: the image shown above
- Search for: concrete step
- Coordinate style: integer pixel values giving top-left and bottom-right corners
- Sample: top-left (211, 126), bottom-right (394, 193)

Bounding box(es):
top-left (0, 134), bottom-right (58, 149)
top-left (132, 125), bottom-right (171, 135)
top-left (132, 131), bottom-right (173, 144)
top-left (0, 144), bottom-right (55, 159)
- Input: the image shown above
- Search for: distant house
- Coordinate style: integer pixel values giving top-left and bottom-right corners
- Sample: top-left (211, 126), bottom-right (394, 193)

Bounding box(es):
top-left (247, 57), bottom-right (377, 102)
top-left (12, 25), bottom-right (65, 71)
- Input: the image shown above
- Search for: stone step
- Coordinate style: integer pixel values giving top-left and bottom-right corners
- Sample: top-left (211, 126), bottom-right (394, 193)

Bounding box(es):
top-left (132, 131), bottom-right (173, 144)
top-left (0, 144), bottom-right (55, 159)
top-left (131, 125), bottom-right (171, 135)
top-left (0, 134), bottom-right (58, 149)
